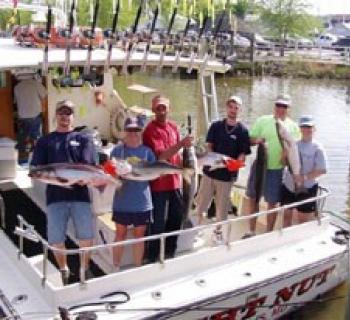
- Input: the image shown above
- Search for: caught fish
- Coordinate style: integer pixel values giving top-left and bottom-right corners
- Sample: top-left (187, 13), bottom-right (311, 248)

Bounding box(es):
top-left (197, 151), bottom-right (244, 172)
top-left (254, 142), bottom-right (267, 210)
top-left (276, 119), bottom-right (301, 176)
top-left (114, 159), bottom-right (194, 183)
top-left (28, 163), bottom-right (122, 190)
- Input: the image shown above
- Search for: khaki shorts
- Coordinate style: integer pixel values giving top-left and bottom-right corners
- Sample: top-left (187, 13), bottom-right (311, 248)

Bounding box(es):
top-left (196, 174), bottom-right (234, 221)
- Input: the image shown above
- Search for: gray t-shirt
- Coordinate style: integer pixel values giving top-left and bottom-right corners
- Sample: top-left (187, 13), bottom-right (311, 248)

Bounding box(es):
top-left (283, 140), bottom-right (327, 192)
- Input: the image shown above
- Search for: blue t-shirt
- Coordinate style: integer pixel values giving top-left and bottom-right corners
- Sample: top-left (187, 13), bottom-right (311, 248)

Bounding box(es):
top-left (30, 131), bottom-right (97, 205)
top-left (204, 120), bottom-right (251, 182)
top-left (110, 144), bottom-right (156, 213)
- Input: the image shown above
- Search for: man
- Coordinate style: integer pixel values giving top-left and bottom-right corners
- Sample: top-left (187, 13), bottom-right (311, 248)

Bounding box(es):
top-left (244, 94), bottom-right (300, 235)
top-left (281, 115), bottom-right (327, 226)
top-left (31, 100), bottom-right (96, 285)
top-left (196, 95), bottom-right (251, 241)
top-left (14, 76), bottom-right (47, 158)
top-left (143, 94), bottom-right (192, 262)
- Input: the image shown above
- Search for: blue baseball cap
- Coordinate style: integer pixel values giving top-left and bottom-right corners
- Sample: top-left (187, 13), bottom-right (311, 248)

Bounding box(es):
top-left (124, 116), bottom-right (145, 131)
top-left (299, 115), bottom-right (314, 127)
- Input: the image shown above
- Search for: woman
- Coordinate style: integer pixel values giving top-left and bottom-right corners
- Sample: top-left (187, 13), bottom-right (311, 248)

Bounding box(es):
top-left (281, 115), bottom-right (327, 226)
top-left (110, 116), bottom-right (155, 269)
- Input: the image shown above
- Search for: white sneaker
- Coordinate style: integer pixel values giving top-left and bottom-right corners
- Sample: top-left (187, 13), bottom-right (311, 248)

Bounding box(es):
top-left (212, 230), bottom-right (224, 245)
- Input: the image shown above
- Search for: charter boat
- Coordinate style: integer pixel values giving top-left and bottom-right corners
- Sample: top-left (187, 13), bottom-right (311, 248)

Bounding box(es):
top-left (0, 25), bottom-right (349, 320)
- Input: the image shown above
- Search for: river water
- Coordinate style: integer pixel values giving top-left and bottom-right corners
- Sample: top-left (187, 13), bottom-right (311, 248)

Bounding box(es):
top-left (115, 72), bottom-right (350, 319)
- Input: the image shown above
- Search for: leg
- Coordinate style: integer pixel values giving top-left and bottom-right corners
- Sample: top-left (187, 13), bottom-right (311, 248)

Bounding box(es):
top-left (133, 225), bottom-right (147, 266)
top-left (147, 192), bottom-right (167, 262)
top-left (70, 202), bottom-right (94, 270)
top-left (266, 202), bottom-right (278, 232)
top-left (16, 118), bottom-right (29, 154)
top-left (282, 208), bottom-right (294, 228)
top-left (195, 175), bottom-right (215, 224)
top-left (297, 211), bottom-right (315, 224)
top-left (113, 223), bottom-right (128, 267)
top-left (214, 180), bottom-right (233, 231)
top-left (47, 203), bottom-right (69, 270)
top-left (28, 114), bottom-right (42, 149)
top-left (165, 189), bottom-right (184, 258)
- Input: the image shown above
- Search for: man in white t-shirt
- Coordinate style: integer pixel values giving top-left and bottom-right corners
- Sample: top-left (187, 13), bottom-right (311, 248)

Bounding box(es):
top-left (14, 76), bottom-right (47, 155)
top-left (281, 115), bottom-right (327, 225)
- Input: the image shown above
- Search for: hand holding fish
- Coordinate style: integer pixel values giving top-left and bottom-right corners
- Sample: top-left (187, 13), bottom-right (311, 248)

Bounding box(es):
top-left (180, 135), bottom-right (194, 148)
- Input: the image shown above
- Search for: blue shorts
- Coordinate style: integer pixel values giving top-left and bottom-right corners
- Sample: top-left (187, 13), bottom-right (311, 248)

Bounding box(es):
top-left (112, 210), bottom-right (151, 227)
top-left (247, 168), bottom-right (283, 204)
top-left (47, 202), bottom-right (94, 244)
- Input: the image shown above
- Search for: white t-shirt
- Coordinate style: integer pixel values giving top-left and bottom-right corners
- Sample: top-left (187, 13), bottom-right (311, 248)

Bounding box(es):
top-left (14, 79), bottom-right (47, 118)
top-left (283, 139), bottom-right (327, 192)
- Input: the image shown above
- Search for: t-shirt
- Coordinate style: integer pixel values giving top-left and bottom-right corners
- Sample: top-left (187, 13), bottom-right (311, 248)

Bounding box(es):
top-left (250, 115), bottom-right (300, 170)
top-left (203, 120), bottom-right (251, 182)
top-left (14, 79), bottom-right (47, 118)
top-left (283, 140), bottom-right (327, 192)
top-left (110, 144), bottom-right (156, 213)
top-left (143, 120), bottom-right (181, 192)
top-left (30, 131), bottom-right (97, 205)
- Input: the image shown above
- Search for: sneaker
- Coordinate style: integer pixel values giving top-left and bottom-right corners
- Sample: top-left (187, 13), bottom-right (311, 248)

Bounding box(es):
top-left (60, 269), bottom-right (70, 286)
top-left (212, 230), bottom-right (224, 245)
top-left (241, 232), bottom-right (256, 239)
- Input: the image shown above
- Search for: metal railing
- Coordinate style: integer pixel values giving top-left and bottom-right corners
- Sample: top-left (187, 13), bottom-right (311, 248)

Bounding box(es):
top-left (14, 186), bottom-right (330, 287)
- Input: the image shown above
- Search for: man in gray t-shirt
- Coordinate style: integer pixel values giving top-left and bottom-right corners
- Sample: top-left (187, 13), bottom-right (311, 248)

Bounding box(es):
top-left (281, 115), bottom-right (327, 226)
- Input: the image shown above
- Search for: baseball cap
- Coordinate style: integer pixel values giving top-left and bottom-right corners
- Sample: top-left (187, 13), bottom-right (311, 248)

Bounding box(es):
top-left (275, 94), bottom-right (291, 106)
top-left (227, 95), bottom-right (242, 106)
top-left (124, 116), bottom-right (145, 131)
top-left (152, 95), bottom-right (170, 111)
top-left (56, 100), bottom-right (75, 112)
top-left (299, 115), bottom-right (314, 127)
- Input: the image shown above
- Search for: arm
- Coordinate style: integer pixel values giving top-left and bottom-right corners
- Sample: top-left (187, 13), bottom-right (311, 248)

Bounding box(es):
top-left (158, 135), bottom-right (192, 161)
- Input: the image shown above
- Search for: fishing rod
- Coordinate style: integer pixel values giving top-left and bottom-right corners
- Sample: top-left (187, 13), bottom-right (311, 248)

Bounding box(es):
top-left (62, 0), bottom-right (76, 79)
top-left (199, 11), bottom-right (224, 74)
top-left (83, 0), bottom-right (100, 78)
top-left (156, 6), bottom-right (177, 73)
top-left (104, 0), bottom-right (120, 72)
top-left (187, 14), bottom-right (208, 74)
top-left (172, 15), bottom-right (191, 73)
top-left (41, 5), bottom-right (52, 77)
top-left (140, 2), bottom-right (159, 72)
top-left (122, 0), bottom-right (144, 75)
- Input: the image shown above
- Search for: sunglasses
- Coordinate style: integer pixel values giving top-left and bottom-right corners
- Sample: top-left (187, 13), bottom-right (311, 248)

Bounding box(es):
top-left (56, 108), bottom-right (73, 116)
top-left (275, 103), bottom-right (289, 109)
top-left (125, 128), bottom-right (141, 133)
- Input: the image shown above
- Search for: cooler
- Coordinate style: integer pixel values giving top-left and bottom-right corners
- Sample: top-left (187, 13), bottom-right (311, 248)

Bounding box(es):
top-left (0, 137), bottom-right (17, 179)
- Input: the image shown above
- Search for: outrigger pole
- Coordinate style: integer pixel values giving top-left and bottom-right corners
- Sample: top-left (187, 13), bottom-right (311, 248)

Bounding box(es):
top-left (104, 0), bottom-right (120, 72)
top-left (41, 6), bottom-right (52, 77)
top-left (83, 0), bottom-right (100, 78)
top-left (122, 0), bottom-right (144, 75)
top-left (140, 1), bottom-right (159, 72)
top-left (172, 14), bottom-right (191, 73)
top-left (199, 10), bottom-right (224, 74)
top-left (62, 0), bottom-right (76, 79)
top-left (187, 14), bottom-right (208, 74)
top-left (156, 5), bottom-right (177, 73)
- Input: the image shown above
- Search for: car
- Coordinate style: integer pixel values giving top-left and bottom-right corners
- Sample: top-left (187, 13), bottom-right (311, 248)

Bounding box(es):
top-left (333, 37), bottom-right (350, 52)
top-left (314, 34), bottom-right (338, 48)
top-left (288, 36), bottom-right (313, 49)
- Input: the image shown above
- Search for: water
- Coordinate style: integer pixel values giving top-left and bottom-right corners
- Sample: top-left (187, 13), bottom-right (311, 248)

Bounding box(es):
top-left (114, 72), bottom-right (350, 318)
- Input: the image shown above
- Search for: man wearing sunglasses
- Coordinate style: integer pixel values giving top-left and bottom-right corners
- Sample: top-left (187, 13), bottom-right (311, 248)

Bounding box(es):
top-left (30, 100), bottom-right (97, 285)
top-left (243, 94), bottom-right (300, 236)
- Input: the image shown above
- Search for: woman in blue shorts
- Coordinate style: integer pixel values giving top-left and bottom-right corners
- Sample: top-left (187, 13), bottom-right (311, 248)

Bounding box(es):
top-left (110, 116), bottom-right (155, 268)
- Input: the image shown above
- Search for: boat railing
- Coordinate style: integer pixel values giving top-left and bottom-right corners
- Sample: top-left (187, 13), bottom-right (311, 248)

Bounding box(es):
top-left (14, 186), bottom-right (330, 287)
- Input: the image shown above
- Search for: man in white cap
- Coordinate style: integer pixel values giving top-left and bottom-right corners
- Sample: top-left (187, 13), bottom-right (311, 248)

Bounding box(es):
top-left (30, 100), bottom-right (97, 285)
top-left (244, 94), bottom-right (300, 236)
top-left (196, 94), bottom-right (251, 241)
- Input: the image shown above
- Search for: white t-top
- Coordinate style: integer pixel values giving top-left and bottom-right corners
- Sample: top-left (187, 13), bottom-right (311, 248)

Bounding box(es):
top-left (14, 79), bottom-right (47, 119)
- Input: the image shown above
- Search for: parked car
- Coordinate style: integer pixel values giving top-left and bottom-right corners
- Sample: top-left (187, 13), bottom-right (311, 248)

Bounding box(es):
top-left (314, 34), bottom-right (338, 48)
top-left (333, 37), bottom-right (350, 52)
top-left (288, 36), bottom-right (313, 49)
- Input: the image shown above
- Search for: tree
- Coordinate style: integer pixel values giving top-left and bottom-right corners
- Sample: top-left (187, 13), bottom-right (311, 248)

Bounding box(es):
top-left (231, 0), bottom-right (252, 20)
top-left (259, 0), bottom-right (321, 56)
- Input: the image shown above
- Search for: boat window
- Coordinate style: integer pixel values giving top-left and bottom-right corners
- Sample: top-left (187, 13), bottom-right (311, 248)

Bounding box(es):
top-left (50, 66), bottom-right (104, 88)
top-left (0, 72), bottom-right (6, 88)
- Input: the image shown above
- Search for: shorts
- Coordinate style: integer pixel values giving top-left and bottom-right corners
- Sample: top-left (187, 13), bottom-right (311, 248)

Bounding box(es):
top-left (47, 201), bottom-right (94, 244)
top-left (112, 210), bottom-right (151, 227)
top-left (281, 184), bottom-right (318, 213)
top-left (246, 167), bottom-right (283, 204)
